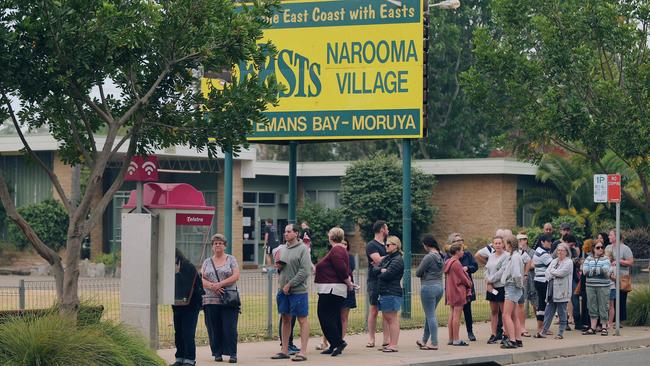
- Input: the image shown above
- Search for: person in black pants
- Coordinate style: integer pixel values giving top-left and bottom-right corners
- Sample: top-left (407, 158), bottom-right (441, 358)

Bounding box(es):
top-left (201, 234), bottom-right (241, 363)
top-left (172, 249), bottom-right (204, 366)
top-left (314, 227), bottom-right (354, 356)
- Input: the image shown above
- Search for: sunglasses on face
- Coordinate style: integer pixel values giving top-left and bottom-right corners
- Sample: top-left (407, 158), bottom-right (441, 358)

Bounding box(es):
top-left (595, 246), bottom-right (603, 250)
top-left (387, 243), bottom-right (397, 247)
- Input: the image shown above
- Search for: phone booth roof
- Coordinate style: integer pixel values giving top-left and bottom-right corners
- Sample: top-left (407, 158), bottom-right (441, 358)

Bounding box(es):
top-left (122, 182), bottom-right (214, 210)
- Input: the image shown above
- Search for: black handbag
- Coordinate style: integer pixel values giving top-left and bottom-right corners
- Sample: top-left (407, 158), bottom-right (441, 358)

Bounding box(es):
top-left (210, 258), bottom-right (241, 308)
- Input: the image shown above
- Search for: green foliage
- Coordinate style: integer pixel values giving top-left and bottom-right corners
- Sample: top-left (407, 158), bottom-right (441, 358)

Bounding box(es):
top-left (0, 314), bottom-right (165, 366)
top-left (339, 154), bottom-right (437, 244)
top-left (92, 321), bottom-right (165, 366)
top-left (515, 226), bottom-right (544, 248)
top-left (0, 0), bottom-right (280, 305)
top-left (464, 0), bottom-right (650, 220)
top-left (421, 0), bottom-right (499, 159)
top-left (7, 199), bottom-right (68, 251)
top-left (622, 227), bottom-right (650, 259)
top-left (551, 215), bottom-right (586, 241)
top-left (94, 252), bottom-right (120, 268)
top-left (627, 287), bottom-right (650, 326)
top-left (297, 199), bottom-right (344, 262)
top-left (519, 153), bottom-right (645, 234)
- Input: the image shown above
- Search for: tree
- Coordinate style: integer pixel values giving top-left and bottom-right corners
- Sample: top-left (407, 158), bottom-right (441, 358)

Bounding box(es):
top-left (7, 199), bottom-right (68, 251)
top-left (420, 0), bottom-right (499, 159)
top-left (296, 199), bottom-right (344, 261)
top-left (339, 154), bottom-right (437, 244)
top-left (0, 0), bottom-right (279, 312)
top-left (463, 0), bottom-right (650, 220)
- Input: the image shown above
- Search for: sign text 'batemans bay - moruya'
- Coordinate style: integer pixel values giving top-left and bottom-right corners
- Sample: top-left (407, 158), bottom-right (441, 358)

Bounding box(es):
top-left (201, 0), bottom-right (424, 141)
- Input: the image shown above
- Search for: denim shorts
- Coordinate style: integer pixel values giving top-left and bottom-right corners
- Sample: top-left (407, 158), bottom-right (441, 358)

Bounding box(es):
top-left (609, 288), bottom-right (617, 300)
top-left (379, 295), bottom-right (402, 312)
top-left (504, 283), bottom-right (523, 303)
top-left (277, 291), bottom-right (309, 317)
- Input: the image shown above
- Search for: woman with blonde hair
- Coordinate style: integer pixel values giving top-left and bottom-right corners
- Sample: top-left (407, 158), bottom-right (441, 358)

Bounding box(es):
top-left (485, 236), bottom-right (509, 344)
top-left (374, 235), bottom-right (404, 352)
top-left (500, 236), bottom-right (525, 348)
top-left (314, 227), bottom-right (354, 357)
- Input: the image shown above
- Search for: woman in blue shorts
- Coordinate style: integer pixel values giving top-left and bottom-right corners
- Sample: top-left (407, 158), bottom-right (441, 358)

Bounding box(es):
top-left (374, 235), bottom-right (404, 353)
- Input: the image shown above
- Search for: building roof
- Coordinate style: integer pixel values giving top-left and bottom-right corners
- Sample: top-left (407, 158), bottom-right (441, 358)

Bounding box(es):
top-left (1, 135), bottom-right (537, 177)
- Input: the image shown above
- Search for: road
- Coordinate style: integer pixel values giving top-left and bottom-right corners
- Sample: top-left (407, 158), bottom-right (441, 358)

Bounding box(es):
top-left (514, 347), bottom-right (650, 366)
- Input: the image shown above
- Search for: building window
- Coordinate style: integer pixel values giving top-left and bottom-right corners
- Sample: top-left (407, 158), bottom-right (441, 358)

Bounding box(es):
top-left (304, 190), bottom-right (340, 209)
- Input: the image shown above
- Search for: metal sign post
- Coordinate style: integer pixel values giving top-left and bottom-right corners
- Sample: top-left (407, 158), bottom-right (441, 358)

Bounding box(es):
top-left (596, 173), bottom-right (622, 335)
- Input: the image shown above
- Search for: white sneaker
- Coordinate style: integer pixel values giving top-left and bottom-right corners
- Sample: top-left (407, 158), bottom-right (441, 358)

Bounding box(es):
top-left (262, 267), bottom-right (268, 273)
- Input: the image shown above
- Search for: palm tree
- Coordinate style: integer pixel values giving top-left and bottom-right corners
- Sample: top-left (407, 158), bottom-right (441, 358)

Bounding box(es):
top-left (520, 152), bottom-right (648, 234)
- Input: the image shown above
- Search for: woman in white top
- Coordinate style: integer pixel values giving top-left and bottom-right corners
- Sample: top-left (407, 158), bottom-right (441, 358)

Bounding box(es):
top-left (501, 236), bottom-right (525, 348)
top-left (485, 236), bottom-right (510, 344)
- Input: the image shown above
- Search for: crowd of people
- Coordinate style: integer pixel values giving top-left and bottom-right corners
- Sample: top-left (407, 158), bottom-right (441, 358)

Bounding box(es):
top-left (169, 220), bottom-right (635, 365)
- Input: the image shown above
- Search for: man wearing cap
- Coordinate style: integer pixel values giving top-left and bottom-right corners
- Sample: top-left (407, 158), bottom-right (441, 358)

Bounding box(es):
top-left (533, 234), bottom-right (554, 337)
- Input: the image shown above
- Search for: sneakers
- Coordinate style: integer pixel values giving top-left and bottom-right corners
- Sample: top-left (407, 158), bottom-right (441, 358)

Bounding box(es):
top-left (487, 335), bottom-right (497, 344)
top-left (288, 344), bottom-right (300, 355)
top-left (500, 339), bottom-right (517, 349)
top-left (468, 332), bottom-right (477, 342)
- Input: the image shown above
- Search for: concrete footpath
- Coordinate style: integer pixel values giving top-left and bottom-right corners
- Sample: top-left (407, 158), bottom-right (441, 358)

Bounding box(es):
top-left (157, 320), bottom-right (650, 366)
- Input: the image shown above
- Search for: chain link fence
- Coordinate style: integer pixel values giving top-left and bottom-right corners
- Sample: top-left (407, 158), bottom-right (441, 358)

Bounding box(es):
top-left (1, 259), bottom-right (648, 348)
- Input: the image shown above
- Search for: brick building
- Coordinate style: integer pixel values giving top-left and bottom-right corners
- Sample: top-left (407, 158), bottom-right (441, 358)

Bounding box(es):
top-left (1, 134), bottom-right (538, 267)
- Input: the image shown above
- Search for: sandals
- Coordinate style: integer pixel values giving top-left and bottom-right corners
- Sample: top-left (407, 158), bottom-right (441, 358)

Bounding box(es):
top-left (452, 340), bottom-right (469, 346)
top-left (533, 333), bottom-right (546, 339)
top-left (582, 328), bottom-right (596, 335)
top-left (554, 335), bottom-right (564, 339)
top-left (292, 354), bottom-right (308, 362)
top-left (416, 341), bottom-right (437, 350)
top-left (382, 347), bottom-right (399, 353)
top-left (315, 343), bottom-right (327, 351)
top-left (521, 331), bottom-right (531, 337)
top-left (271, 353), bottom-right (290, 360)
top-left (601, 328), bottom-right (609, 336)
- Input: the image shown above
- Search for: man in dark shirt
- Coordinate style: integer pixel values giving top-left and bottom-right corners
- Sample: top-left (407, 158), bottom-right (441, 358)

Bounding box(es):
top-left (365, 220), bottom-right (388, 348)
top-left (263, 218), bottom-right (280, 273)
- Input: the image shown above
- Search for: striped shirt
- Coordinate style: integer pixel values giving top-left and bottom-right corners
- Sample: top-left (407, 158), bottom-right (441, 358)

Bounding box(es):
top-left (582, 256), bottom-right (612, 287)
top-left (533, 246), bottom-right (553, 283)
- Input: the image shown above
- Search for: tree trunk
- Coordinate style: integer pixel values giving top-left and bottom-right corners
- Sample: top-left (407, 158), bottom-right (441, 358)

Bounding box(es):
top-left (61, 234), bottom-right (82, 315)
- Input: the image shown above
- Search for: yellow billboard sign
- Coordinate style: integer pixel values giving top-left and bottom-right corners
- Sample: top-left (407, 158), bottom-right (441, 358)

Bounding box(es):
top-left (207, 0), bottom-right (424, 141)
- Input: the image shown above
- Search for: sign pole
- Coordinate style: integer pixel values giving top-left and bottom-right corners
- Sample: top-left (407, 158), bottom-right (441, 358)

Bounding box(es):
top-left (402, 139), bottom-right (412, 318)
top-left (615, 201), bottom-right (621, 336)
top-left (288, 141), bottom-right (297, 225)
top-left (225, 149), bottom-right (233, 254)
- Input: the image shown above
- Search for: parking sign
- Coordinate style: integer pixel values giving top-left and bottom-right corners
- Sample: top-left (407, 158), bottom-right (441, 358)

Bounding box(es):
top-left (594, 174), bottom-right (607, 203)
